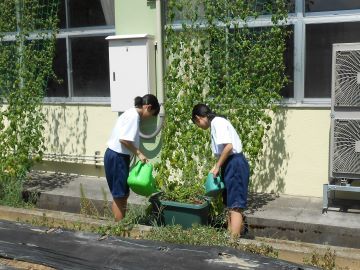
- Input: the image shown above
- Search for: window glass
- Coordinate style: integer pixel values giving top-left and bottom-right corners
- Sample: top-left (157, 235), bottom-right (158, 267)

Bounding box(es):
top-left (305, 0), bottom-right (360, 13)
top-left (0, 42), bottom-right (16, 96)
top-left (69, 0), bottom-right (114, 28)
top-left (46, 39), bottom-right (68, 97)
top-left (305, 22), bottom-right (360, 98)
top-left (166, 0), bottom-right (294, 22)
top-left (58, 0), bottom-right (66, 29)
top-left (254, 0), bottom-right (295, 14)
top-left (71, 36), bottom-right (110, 97)
top-left (282, 27), bottom-right (294, 98)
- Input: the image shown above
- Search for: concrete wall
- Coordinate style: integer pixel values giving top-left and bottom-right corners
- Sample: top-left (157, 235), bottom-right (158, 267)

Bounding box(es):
top-left (115, 0), bottom-right (157, 36)
top-left (36, 105), bottom-right (331, 198)
top-left (35, 103), bottom-right (162, 176)
top-left (254, 108), bottom-right (330, 197)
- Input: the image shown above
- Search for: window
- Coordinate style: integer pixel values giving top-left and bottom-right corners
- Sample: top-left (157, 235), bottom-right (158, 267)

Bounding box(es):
top-left (305, 0), bottom-right (360, 13)
top-left (69, 0), bottom-right (113, 28)
top-left (166, 5), bottom-right (295, 99)
top-left (71, 36), bottom-right (110, 97)
top-left (46, 0), bottom-right (115, 100)
top-left (254, 0), bottom-right (295, 14)
top-left (282, 27), bottom-right (294, 98)
top-left (58, 0), bottom-right (66, 29)
top-left (46, 39), bottom-right (67, 97)
top-left (305, 22), bottom-right (360, 98)
top-left (166, 1), bottom-right (295, 22)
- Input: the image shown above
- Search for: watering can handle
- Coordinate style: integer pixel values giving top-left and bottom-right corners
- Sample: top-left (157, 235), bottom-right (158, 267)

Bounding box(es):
top-left (134, 160), bottom-right (153, 175)
top-left (210, 173), bottom-right (221, 181)
top-left (134, 161), bottom-right (144, 175)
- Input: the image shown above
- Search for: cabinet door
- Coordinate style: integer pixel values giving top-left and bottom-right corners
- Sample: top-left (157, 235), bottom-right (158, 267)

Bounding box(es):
top-left (109, 39), bottom-right (149, 111)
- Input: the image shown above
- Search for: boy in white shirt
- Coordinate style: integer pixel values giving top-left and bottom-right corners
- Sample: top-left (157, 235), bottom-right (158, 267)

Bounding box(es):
top-left (192, 103), bottom-right (250, 238)
top-left (104, 94), bottom-right (160, 221)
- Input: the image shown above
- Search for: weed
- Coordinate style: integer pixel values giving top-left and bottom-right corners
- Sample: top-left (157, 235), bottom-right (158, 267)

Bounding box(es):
top-left (96, 204), bottom-right (151, 237)
top-left (145, 224), bottom-right (278, 258)
top-left (303, 248), bottom-right (350, 270)
top-left (79, 184), bottom-right (112, 219)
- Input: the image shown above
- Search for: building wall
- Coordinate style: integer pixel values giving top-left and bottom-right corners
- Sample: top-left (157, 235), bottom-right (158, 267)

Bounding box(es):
top-left (36, 0), bottom-right (348, 198)
top-left (115, 0), bottom-right (157, 35)
top-left (36, 105), bottom-right (331, 198)
top-left (254, 108), bottom-right (330, 197)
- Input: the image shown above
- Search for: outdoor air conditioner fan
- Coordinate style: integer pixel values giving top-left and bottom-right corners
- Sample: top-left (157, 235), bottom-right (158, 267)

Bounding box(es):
top-left (334, 50), bottom-right (360, 108)
top-left (331, 119), bottom-right (360, 178)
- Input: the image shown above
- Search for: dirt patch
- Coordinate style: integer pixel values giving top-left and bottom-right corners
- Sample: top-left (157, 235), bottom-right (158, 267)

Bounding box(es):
top-left (0, 258), bottom-right (55, 270)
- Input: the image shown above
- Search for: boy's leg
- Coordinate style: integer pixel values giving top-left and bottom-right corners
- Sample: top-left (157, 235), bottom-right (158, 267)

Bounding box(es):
top-left (112, 197), bottom-right (128, 221)
top-left (228, 209), bottom-right (244, 237)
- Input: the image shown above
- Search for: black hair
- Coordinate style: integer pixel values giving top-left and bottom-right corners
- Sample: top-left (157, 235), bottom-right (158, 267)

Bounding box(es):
top-left (191, 103), bottom-right (217, 123)
top-left (134, 94), bottom-right (160, 116)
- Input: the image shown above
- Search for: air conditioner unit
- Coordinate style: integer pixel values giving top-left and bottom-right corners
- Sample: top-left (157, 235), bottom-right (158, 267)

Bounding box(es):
top-left (324, 43), bottom-right (360, 213)
top-left (330, 118), bottom-right (360, 179)
top-left (332, 47), bottom-right (360, 109)
top-left (330, 43), bottom-right (360, 179)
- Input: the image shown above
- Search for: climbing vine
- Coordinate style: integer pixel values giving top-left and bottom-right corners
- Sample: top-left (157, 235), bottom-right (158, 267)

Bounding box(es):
top-left (156, 0), bottom-right (290, 202)
top-left (0, 0), bottom-right (58, 206)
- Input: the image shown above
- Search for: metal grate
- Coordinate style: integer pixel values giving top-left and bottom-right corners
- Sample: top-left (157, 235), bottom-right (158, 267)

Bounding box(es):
top-left (334, 50), bottom-right (360, 108)
top-left (332, 119), bottom-right (360, 175)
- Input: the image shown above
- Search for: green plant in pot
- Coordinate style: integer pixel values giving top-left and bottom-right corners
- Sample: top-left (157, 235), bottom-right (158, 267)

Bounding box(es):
top-left (154, 0), bottom-right (289, 227)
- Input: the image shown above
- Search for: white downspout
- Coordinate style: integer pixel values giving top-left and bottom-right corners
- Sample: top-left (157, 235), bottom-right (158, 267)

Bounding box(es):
top-left (140, 0), bottom-right (165, 139)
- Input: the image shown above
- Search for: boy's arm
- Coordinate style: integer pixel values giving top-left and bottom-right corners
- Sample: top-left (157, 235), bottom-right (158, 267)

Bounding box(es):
top-left (120, 139), bottom-right (148, 163)
top-left (211, 143), bottom-right (233, 177)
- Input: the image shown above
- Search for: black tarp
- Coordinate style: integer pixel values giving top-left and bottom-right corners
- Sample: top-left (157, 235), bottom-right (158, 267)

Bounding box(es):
top-left (0, 220), bottom-right (317, 270)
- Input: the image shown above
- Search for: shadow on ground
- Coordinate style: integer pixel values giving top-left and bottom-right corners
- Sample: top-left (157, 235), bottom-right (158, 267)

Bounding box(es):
top-left (25, 171), bottom-right (76, 191)
top-left (246, 193), bottom-right (278, 214)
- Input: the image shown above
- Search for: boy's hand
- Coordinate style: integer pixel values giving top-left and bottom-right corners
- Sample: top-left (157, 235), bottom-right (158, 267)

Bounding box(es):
top-left (137, 152), bottom-right (148, 163)
top-left (210, 164), bottom-right (220, 177)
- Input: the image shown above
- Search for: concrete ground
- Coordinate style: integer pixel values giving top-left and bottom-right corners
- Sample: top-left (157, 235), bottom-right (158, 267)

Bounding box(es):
top-left (23, 171), bottom-right (360, 251)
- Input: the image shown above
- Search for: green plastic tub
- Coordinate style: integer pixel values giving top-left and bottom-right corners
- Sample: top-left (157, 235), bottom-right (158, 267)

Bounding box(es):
top-left (150, 198), bottom-right (210, 229)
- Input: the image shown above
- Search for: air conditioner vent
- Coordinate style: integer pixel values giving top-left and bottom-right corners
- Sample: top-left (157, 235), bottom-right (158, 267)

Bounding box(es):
top-left (334, 50), bottom-right (360, 108)
top-left (332, 119), bottom-right (360, 175)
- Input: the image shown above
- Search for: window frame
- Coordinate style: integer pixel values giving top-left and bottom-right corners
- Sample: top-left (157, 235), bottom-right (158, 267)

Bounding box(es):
top-left (44, 0), bottom-right (115, 104)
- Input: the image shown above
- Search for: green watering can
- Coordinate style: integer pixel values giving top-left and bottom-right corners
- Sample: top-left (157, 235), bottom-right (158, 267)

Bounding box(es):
top-left (127, 161), bottom-right (158, 197)
top-left (204, 173), bottom-right (225, 197)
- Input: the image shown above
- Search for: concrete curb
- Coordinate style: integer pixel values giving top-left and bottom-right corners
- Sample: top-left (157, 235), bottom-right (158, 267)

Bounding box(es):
top-left (0, 205), bottom-right (153, 238)
top-left (0, 205), bottom-right (108, 227)
top-left (251, 237), bottom-right (360, 269)
top-left (247, 216), bottom-right (360, 249)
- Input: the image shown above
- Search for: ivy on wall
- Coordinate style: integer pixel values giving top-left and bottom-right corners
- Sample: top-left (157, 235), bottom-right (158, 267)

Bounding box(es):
top-left (155, 0), bottom-right (289, 203)
top-left (0, 0), bottom-right (58, 206)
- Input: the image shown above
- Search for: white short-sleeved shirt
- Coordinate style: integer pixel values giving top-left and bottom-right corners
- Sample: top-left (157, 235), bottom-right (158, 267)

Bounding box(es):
top-left (107, 108), bottom-right (140, 156)
top-left (210, 116), bottom-right (243, 157)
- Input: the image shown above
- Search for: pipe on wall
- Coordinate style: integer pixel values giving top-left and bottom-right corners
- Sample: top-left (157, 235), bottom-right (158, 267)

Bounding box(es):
top-left (139, 0), bottom-right (165, 139)
top-left (42, 153), bottom-right (104, 166)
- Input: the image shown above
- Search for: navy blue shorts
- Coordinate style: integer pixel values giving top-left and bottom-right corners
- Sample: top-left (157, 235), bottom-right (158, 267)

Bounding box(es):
top-left (104, 148), bottom-right (130, 199)
top-left (221, 153), bottom-right (250, 209)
